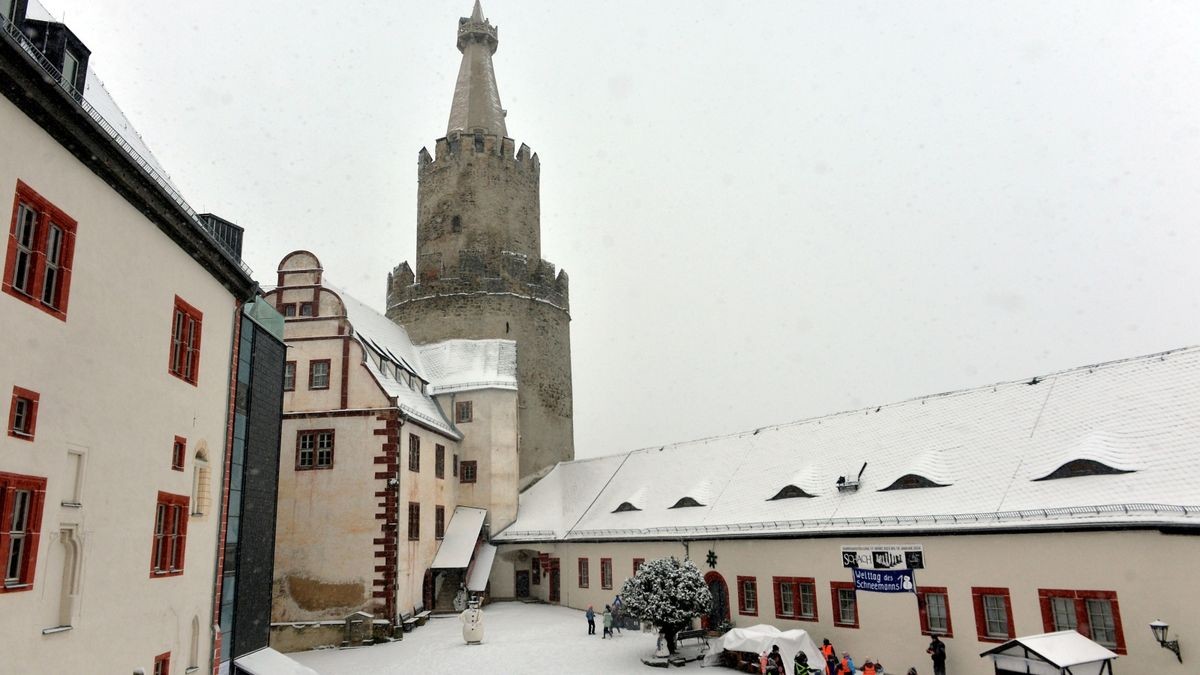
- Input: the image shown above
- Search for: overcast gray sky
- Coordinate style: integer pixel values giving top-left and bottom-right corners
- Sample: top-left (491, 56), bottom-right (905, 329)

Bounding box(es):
top-left (42, 0), bottom-right (1200, 459)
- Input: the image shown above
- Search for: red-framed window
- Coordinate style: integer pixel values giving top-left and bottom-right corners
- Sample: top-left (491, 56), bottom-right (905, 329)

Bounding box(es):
top-left (737, 576), bottom-right (758, 616)
top-left (917, 586), bottom-right (954, 638)
top-left (168, 296), bottom-right (203, 385)
top-left (7, 386), bottom-right (39, 441)
top-left (831, 581), bottom-right (859, 628)
top-left (279, 302), bottom-right (296, 318)
top-left (407, 502), bottom-right (420, 540)
top-left (0, 472), bottom-right (47, 592)
top-left (296, 430), bottom-right (334, 470)
top-left (972, 586), bottom-right (1014, 642)
top-left (455, 400), bottom-right (473, 423)
top-left (773, 576), bottom-right (818, 621)
top-left (600, 558), bottom-right (613, 589)
top-left (460, 460), bottom-right (477, 483)
top-left (308, 359), bottom-right (331, 390)
top-left (453, 454), bottom-right (459, 477)
top-left (283, 361), bottom-right (296, 391)
top-left (408, 434), bottom-right (420, 472)
top-left (150, 492), bottom-right (189, 577)
top-left (435, 505), bottom-right (445, 540)
top-left (299, 301), bottom-right (314, 317)
top-left (633, 558), bottom-right (645, 575)
top-left (435, 444), bottom-right (445, 479)
top-left (153, 651), bottom-right (170, 675)
top-left (578, 557), bottom-right (590, 588)
top-left (1038, 588), bottom-right (1126, 653)
top-left (171, 436), bottom-right (186, 471)
top-left (3, 180), bottom-right (77, 321)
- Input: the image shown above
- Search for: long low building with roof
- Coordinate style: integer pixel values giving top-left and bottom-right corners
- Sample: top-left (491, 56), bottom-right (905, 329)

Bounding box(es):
top-left (487, 345), bottom-right (1200, 674)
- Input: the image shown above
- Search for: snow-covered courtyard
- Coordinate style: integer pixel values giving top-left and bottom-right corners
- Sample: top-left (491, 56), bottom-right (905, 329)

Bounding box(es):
top-left (289, 602), bottom-right (675, 674)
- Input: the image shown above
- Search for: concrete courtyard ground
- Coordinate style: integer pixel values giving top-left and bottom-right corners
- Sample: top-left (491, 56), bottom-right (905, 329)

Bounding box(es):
top-left (289, 601), bottom-right (690, 674)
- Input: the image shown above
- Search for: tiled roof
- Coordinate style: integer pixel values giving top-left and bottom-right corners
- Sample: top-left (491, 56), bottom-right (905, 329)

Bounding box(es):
top-left (496, 346), bottom-right (1200, 542)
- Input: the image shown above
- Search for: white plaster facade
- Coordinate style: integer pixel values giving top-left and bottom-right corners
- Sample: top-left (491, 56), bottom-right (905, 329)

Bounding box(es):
top-left (0, 78), bottom-right (250, 674)
top-left (494, 531), bottom-right (1194, 675)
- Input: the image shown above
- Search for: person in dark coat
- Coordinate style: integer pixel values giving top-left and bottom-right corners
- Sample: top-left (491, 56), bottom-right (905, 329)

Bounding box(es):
top-left (794, 651), bottom-right (816, 675)
top-left (585, 605), bottom-right (595, 635)
top-left (765, 645), bottom-right (786, 674)
top-left (927, 635), bottom-right (947, 675)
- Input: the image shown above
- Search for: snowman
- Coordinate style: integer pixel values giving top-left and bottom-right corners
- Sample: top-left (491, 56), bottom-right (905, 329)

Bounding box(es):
top-left (461, 598), bottom-right (484, 644)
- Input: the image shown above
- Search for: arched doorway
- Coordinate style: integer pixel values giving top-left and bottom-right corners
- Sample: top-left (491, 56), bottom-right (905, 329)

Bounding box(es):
top-left (702, 571), bottom-right (729, 630)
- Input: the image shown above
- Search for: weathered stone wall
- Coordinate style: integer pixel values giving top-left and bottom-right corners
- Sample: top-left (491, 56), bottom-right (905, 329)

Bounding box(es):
top-left (415, 132), bottom-right (541, 280)
top-left (387, 292), bottom-right (574, 482)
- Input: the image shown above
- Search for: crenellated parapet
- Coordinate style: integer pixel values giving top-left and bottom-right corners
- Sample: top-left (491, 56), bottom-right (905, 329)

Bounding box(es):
top-left (419, 132), bottom-right (539, 174)
top-left (387, 249), bottom-right (569, 313)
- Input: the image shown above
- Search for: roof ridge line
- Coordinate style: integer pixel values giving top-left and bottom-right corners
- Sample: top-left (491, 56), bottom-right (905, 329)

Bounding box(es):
top-left (584, 344), bottom-right (1200, 460)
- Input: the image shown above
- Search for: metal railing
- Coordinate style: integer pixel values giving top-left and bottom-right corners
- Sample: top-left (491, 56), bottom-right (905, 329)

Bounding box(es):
top-left (1, 16), bottom-right (254, 278)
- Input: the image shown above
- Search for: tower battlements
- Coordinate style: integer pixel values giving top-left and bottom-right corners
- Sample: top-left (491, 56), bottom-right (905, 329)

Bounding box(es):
top-left (387, 249), bottom-right (569, 312)
top-left (419, 132), bottom-right (539, 174)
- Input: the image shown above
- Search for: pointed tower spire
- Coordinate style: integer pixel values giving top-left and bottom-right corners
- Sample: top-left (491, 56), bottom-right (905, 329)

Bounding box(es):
top-left (447, 1), bottom-right (508, 138)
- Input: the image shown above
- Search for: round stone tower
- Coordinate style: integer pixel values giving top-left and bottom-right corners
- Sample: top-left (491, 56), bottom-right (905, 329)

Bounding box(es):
top-left (387, 1), bottom-right (573, 485)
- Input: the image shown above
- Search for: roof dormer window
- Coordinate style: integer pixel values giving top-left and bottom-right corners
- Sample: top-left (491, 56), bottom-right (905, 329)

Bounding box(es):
top-left (1033, 459), bottom-right (1133, 482)
top-left (669, 497), bottom-right (704, 509)
top-left (768, 485), bottom-right (817, 501)
top-left (879, 474), bottom-right (949, 491)
top-left (60, 51), bottom-right (80, 91)
top-left (612, 502), bottom-right (640, 513)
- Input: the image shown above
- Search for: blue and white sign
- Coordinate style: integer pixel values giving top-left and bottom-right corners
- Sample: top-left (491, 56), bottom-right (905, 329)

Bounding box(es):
top-left (852, 568), bottom-right (917, 593)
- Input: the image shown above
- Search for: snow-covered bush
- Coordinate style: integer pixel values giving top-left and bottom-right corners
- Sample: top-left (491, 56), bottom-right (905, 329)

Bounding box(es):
top-left (620, 557), bottom-right (712, 653)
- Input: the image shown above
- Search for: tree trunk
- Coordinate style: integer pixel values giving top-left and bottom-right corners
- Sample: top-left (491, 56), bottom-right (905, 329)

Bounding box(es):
top-left (663, 623), bottom-right (680, 655)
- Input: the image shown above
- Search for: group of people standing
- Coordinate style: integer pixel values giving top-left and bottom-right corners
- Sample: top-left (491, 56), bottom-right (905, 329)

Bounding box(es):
top-left (584, 595), bottom-right (624, 639)
top-left (763, 634), bottom-right (947, 675)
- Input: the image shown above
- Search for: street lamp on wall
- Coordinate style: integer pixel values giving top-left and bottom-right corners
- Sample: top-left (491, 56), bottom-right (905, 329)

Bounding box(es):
top-left (1149, 620), bottom-right (1182, 663)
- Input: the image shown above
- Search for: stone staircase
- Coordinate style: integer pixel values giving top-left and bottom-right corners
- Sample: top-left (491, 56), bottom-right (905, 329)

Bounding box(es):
top-left (432, 569), bottom-right (465, 614)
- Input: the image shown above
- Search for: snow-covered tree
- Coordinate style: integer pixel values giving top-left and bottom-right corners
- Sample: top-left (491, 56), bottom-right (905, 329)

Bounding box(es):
top-left (620, 556), bottom-right (712, 654)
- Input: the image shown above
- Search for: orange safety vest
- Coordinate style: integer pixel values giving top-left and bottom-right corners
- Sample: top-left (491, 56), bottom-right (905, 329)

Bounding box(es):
top-left (840, 657), bottom-right (852, 674)
top-left (862, 665), bottom-right (877, 675)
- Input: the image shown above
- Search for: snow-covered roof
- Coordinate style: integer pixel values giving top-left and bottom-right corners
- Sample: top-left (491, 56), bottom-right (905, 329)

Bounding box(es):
top-left (327, 282), bottom-right (460, 438)
top-left (466, 543), bottom-right (497, 591)
top-left (26, 1), bottom-right (179, 190)
top-left (431, 507), bottom-right (487, 569)
top-left (233, 647), bottom-right (320, 675)
top-left (421, 340), bottom-right (517, 394)
top-left (982, 631), bottom-right (1118, 669)
top-left (318, 281), bottom-right (519, 438)
top-left (497, 346), bottom-right (1200, 542)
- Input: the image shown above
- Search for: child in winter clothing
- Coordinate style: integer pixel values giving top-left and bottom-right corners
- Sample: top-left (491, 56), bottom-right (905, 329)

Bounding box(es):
top-left (765, 645), bottom-right (786, 674)
top-left (794, 651), bottom-right (816, 675)
top-left (839, 652), bottom-right (857, 674)
top-left (601, 605), bottom-right (613, 638)
top-left (585, 605), bottom-right (595, 635)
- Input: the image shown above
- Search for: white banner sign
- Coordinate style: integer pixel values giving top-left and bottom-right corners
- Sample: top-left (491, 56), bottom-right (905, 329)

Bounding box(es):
top-left (840, 544), bottom-right (924, 570)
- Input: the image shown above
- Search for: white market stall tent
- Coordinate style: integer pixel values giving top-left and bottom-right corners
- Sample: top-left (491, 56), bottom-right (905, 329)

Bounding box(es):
top-left (980, 630), bottom-right (1118, 675)
top-left (711, 623), bottom-right (825, 675)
